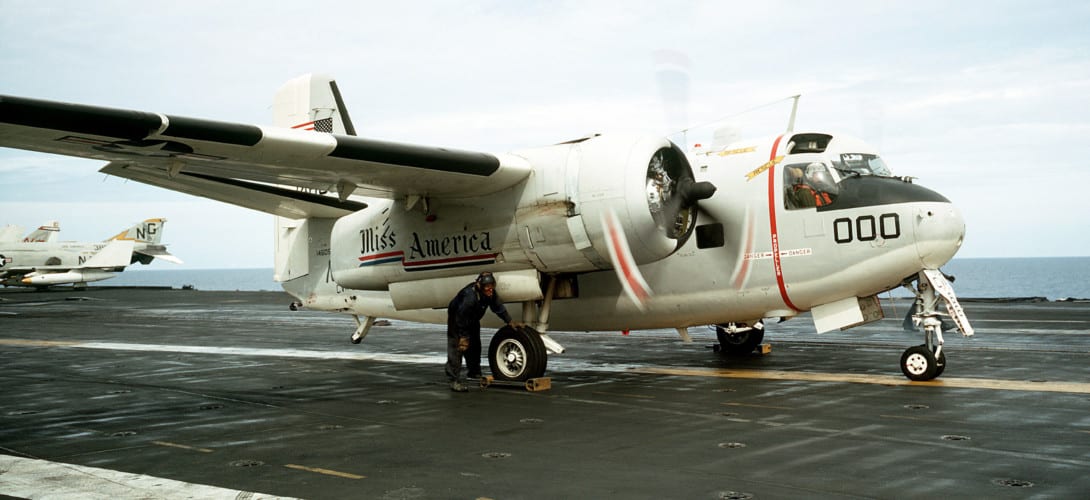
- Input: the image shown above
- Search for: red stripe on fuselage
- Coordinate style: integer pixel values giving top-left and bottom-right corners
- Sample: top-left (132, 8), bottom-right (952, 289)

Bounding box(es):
top-left (766, 134), bottom-right (800, 312)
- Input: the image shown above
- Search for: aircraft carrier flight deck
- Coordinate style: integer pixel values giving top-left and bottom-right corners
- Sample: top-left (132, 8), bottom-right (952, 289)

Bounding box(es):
top-left (1, 287), bottom-right (1088, 499)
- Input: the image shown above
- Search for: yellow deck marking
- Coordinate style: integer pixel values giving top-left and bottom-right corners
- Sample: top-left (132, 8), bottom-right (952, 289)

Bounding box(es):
top-left (284, 464), bottom-right (365, 479)
top-left (0, 339), bottom-right (81, 347)
top-left (635, 367), bottom-right (1090, 394)
top-left (152, 441), bottom-right (213, 453)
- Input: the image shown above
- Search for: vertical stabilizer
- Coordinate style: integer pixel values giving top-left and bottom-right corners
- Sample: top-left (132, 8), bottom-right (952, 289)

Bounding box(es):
top-left (24, 221), bottom-right (60, 242)
top-left (107, 218), bottom-right (166, 244)
top-left (1, 224), bottom-right (27, 242)
top-left (273, 73), bottom-right (357, 135)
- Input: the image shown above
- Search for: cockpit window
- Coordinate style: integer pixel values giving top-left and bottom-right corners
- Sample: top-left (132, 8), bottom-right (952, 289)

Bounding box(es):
top-left (784, 162), bottom-right (839, 210)
top-left (831, 153), bottom-right (891, 177)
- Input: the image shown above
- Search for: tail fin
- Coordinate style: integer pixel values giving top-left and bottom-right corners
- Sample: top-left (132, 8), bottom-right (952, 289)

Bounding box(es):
top-left (273, 73), bottom-right (357, 135)
top-left (106, 218), bottom-right (181, 265)
top-left (0, 224), bottom-right (26, 242)
top-left (24, 221), bottom-right (60, 242)
top-left (107, 218), bottom-right (165, 244)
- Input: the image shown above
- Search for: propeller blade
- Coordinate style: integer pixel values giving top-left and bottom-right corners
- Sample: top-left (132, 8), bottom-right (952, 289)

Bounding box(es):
top-left (601, 208), bottom-right (652, 311)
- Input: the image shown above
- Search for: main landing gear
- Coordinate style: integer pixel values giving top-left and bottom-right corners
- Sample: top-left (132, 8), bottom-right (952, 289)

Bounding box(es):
top-left (487, 274), bottom-right (565, 382)
top-left (900, 269), bottom-right (974, 381)
top-left (488, 325), bottom-right (548, 381)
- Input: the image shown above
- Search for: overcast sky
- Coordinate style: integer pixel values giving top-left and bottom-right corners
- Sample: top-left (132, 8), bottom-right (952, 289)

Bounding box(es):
top-left (2, 0), bottom-right (1088, 269)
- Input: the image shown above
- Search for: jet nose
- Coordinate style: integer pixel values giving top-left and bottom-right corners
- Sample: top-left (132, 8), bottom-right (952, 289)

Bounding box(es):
top-left (914, 203), bottom-right (965, 269)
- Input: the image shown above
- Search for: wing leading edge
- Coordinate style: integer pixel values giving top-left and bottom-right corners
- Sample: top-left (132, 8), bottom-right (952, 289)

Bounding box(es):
top-left (0, 94), bottom-right (531, 217)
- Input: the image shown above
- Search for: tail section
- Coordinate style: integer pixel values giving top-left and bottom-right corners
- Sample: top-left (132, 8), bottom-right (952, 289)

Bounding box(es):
top-left (0, 224), bottom-right (25, 242)
top-left (108, 218), bottom-right (165, 244)
top-left (273, 73), bottom-right (357, 135)
top-left (272, 73), bottom-right (356, 284)
top-left (23, 221), bottom-right (60, 242)
top-left (106, 218), bottom-right (181, 265)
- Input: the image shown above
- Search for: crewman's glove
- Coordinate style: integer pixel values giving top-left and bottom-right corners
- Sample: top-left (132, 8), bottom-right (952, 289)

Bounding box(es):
top-left (457, 336), bottom-right (470, 353)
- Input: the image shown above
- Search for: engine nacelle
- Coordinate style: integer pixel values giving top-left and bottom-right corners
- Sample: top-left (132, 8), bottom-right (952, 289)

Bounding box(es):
top-left (513, 134), bottom-right (701, 273)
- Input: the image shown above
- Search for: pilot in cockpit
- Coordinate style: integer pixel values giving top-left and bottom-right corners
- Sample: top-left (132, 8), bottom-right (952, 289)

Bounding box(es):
top-left (804, 163), bottom-right (835, 207)
top-left (786, 162), bottom-right (836, 209)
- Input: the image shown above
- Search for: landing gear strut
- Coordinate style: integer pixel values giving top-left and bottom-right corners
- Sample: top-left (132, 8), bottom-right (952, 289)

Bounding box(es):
top-left (901, 269), bottom-right (973, 381)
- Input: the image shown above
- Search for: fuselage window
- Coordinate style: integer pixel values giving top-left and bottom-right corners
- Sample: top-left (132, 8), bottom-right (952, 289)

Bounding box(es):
top-left (784, 162), bottom-right (839, 210)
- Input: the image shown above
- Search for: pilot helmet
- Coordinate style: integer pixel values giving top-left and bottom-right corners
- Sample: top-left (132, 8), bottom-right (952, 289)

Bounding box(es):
top-left (805, 162), bottom-right (835, 190)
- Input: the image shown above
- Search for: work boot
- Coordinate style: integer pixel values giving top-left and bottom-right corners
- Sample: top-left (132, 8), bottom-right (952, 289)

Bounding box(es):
top-left (450, 380), bottom-right (468, 392)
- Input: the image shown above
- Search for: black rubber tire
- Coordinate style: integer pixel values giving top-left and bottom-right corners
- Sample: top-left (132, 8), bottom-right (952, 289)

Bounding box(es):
top-left (900, 344), bottom-right (938, 381)
top-left (488, 326), bottom-right (547, 381)
top-left (715, 326), bottom-right (765, 355)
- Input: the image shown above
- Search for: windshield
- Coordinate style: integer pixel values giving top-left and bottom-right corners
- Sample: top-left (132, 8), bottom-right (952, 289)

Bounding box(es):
top-left (831, 153), bottom-right (891, 177)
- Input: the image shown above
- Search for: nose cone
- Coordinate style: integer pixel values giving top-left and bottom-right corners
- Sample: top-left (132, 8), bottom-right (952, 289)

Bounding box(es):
top-left (914, 203), bottom-right (965, 269)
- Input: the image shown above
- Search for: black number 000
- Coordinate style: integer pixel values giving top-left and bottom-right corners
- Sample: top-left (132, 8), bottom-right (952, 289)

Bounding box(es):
top-left (834, 213), bottom-right (900, 244)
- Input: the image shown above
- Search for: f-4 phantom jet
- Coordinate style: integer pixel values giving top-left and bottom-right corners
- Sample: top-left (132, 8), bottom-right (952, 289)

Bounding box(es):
top-left (0, 221), bottom-right (59, 243)
top-left (0, 218), bottom-right (180, 287)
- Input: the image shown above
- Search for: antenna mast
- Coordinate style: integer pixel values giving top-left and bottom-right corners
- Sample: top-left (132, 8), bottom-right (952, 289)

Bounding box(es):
top-left (785, 94), bottom-right (801, 133)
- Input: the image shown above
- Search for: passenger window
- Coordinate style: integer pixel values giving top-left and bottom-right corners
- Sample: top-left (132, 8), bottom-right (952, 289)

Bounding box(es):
top-left (784, 162), bottom-right (838, 210)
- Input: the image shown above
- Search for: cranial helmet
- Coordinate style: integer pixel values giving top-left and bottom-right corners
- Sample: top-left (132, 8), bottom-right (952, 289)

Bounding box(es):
top-left (476, 272), bottom-right (496, 287)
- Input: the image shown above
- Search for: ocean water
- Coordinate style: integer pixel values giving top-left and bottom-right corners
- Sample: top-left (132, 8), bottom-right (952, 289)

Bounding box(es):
top-left (106, 257), bottom-right (1090, 300)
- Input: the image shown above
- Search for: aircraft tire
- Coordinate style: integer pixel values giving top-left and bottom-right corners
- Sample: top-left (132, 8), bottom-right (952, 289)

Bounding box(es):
top-left (900, 344), bottom-right (938, 381)
top-left (488, 326), bottom-right (547, 382)
top-left (715, 326), bottom-right (765, 355)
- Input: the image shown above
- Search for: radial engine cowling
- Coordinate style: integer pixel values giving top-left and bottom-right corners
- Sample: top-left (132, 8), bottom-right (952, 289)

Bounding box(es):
top-left (515, 134), bottom-right (715, 273)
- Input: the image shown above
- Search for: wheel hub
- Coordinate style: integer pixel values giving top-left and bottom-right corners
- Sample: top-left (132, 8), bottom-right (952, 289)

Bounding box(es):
top-left (905, 353), bottom-right (929, 375)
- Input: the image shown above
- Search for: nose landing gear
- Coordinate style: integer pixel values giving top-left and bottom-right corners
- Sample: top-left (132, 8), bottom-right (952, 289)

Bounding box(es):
top-left (901, 269), bottom-right (973, 381)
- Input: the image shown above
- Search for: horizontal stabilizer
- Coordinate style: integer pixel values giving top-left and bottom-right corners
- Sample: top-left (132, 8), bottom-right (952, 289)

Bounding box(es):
top-left (136, 244), bottom-right (184, 265)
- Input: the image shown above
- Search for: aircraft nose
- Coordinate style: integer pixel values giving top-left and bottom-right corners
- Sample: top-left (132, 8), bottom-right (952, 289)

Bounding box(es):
top-left (914, 203), bottom-right (965, 269)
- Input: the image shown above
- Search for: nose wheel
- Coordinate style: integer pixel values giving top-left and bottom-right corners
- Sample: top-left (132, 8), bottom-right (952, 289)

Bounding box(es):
top-left (900, 344), bottom-right (947, 381)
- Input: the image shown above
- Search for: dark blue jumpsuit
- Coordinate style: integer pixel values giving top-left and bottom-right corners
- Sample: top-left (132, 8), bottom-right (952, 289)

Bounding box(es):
top-left (446, 282), bottom-right (512, 381)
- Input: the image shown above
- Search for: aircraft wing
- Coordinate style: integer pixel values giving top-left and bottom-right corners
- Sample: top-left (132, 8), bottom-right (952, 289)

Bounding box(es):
top-left (0, 95), bottom-right (532, 217)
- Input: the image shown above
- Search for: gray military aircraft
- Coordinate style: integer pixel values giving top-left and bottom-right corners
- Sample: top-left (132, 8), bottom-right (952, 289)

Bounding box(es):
top-left (0, 75), bottom-right (970, 380)
top-left (0, 218), bottom-right (180, 287)
top-left (0, 221), bottom-right (59, 243)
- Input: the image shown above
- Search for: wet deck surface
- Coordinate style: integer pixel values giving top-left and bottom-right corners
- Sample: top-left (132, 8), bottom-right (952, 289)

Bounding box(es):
top-left (1, 288), bottom-right (1088, 499)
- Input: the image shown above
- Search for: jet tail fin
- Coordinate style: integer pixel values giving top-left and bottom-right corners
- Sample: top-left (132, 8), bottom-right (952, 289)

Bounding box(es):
top-left (273, 73), bottom-right (357, 135)
top-left (0, 224), bottom-right (26, 242)
top-left (107, 218), bottom-right (166, 244)
top-left (23, 221), bottom-right (60, 242)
